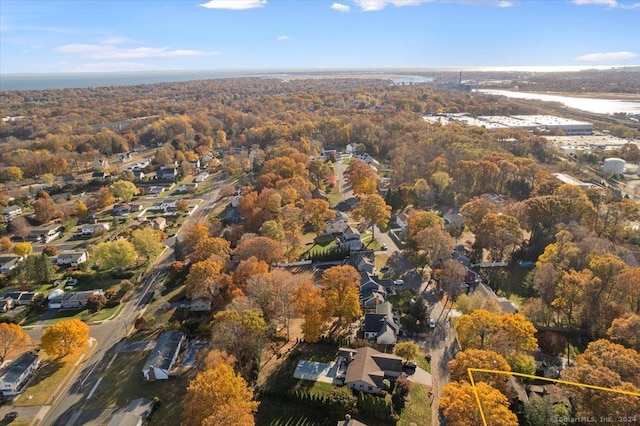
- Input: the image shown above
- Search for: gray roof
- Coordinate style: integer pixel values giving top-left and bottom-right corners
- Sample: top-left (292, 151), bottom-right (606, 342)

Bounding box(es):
top-left (0, 352), bottom-right (39, 384)
top-left (343, 347), bottom-right (402, 388)
top-left (142, 331), bottom-right (185, 372)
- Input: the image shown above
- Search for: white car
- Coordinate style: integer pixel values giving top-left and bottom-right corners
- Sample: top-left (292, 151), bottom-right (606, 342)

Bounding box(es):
top-left (393, 279), bottom-right (404, 286)
top-left (429, 319), bottom-right (436, 329)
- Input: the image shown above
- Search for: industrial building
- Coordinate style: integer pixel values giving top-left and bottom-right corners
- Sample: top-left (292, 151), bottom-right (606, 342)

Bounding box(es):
top-left (603, 157), bottom-right (625, 175)
top-left (422, 113), bottom-right (593, 135)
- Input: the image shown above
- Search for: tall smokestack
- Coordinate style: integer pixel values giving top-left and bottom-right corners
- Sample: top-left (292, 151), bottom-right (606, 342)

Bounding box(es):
top-left (459, 71), bottom-right (462, 85)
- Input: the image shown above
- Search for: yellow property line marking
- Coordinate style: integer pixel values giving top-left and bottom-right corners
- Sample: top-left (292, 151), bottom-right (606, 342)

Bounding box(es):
top-left (466, 368), bottom-right (640, 426)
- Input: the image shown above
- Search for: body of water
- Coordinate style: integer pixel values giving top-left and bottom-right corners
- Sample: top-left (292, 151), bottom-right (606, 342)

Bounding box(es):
top-left (479, 89), bottom-right (640, 116)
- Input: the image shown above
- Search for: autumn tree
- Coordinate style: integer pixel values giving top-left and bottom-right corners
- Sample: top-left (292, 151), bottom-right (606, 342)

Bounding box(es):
top-left (182, 363), bottom-right (259, 426)
top-left (40, 319), bottom-right (90, 357)
top-left (406, 209), bottom-right (445, 241)
top-left (351, 193), bottom-right (391, 240)
top-left (181, 221), bottom-right (209, 254)
top-left (0, 236), bottom-right (11, 252)
top-left (13, 242), bottom-right (33, 257)
top-left (414, 226), bottom-right (455, 267)
top-left (92, 239), bottom-right (138, 271)
top-left (234, 236), bottom-right (284, 265)
top-left (345, 158), bottom-right (377, 195)
top-left (320, 265), bottom-right (362, 329)
top-left (233, 256), bottom-right (270, 293)
top-left (460, 197), bottom-right (498, 233)
top-left (190, 237), bottom-right (232, 264)
top-left (3, 166), bottom-right (23, 182)
top-left (130, 227), bottom-right (165, 261)
top-left (436, 258), bottom-right (468, 299)
top-left (210, 307), bottom-right (267, 377)
top-left (92, 187), bottom-right (115, 209)
top-left (0, 323), bottom-right (31, 363)
top-left (439, 381), bottom-right (518, 426)
top-left (9, 216), bottom-right (29, 241)
top-left (474, 213), bottom-right (524, 262)
top-left (292, 280), bottom-right (331, 342)
top-left (303, 199), bottom-right (334, 235)
top-left (394, 341), bottom-right (420, 361)
top-left (110, 180), bottom-right (140, 201)
top-left (258, 220), bottom-right (285, 242)
top-left (607, 314), bottom-right (640, 351)
top-left (449, 349), bottom-right (511, 394)
top-left (185, 260), bottom-right (225, 300)
top-left (87, 292), bottom-right (107, 312)
top-left (33, 196), bottom-right (64, 223)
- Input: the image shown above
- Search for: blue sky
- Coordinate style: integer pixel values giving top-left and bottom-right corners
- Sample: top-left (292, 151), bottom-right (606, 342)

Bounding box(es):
top-left (1, 0), bottom-right (639, 73)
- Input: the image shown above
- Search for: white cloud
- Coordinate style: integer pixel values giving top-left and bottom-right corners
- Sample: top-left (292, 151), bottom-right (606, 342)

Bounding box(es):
top-left (331, 2), bottom-right (351, 11)
top-left (55, 44), bottom-right (218, 59)
top-left (199, 0), bottom-right (266, 10)
top-left (353, 0), bottom-right (433, 11)
top-left (498, 0), bottom-right (515, 6)
top-left (575, 51), bottom-right (638, 62)
top-left (573, 0), bottom-right (640, 8)
top-left (100, 36), bottom-right (137, 45)
top-left (277, 35), bottom-right (292, 41)
top-left (70, 62), bottom-right (158, 72)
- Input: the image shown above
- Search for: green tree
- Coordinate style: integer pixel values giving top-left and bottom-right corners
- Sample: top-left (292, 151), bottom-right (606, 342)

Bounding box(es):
top-left (110, 180), bottom-right (140, 201)
top-left (395, 341), bottom-right (420, 361)
top-left (130, 227), bottom-right (165, 261)
top-left (92, 239), bottom-right (138, 271)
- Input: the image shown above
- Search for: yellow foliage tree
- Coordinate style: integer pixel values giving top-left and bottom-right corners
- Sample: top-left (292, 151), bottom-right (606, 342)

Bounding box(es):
top-left (40, 319), bottom-right (90, 357)
top-left (292, 280), bottom-right (331, 342)
top-left (448, 349), bottom-right (511, 394)
top-left (0, 323), bottom-right (31, 363)
top-left (440, 381), bottom-right (518, 426)
top-left (320, 265), bottom-right (362, 329)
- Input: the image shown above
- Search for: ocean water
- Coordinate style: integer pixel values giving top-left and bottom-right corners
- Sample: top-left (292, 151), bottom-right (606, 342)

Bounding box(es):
top-left (0, 65), bottom-right (630, 92)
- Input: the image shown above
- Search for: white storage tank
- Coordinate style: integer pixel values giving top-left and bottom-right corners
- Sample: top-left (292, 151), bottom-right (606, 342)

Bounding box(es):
top-left (603, 157), bottom-right (625, 175)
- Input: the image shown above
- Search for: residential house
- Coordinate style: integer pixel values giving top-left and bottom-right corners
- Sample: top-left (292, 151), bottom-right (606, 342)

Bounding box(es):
top-left (338, 227), bottom-right (362, 250)
top-left (157, 168), bottom-right (178, 181)
top-left (339, 347), bottom-right (403, 395)
top-left (142, 330), bottom-right (186, 381)
top-left (56, 251), bottom-right (88, 267)
top-left (0, 352), bottom-right (40, 396)
top-left (2, 205), bottom-right (22, 220)
top-left (194, 172), bottom-right (209, 183)
top-left (108, 398), bottom-right (155, 426)
top-left (395, 212), bottom-right (409, 230)
top-left (133, 170), bottom-right (145, 181)
top-left (337, 415), bottom-right (367, 426)
top-left (351, 251), bottom-right (374, 275)
top-left (47, 289), bottom-right (65, 309)
top-left (60, 290), bottom-right (103, 309)
top-left (81, 222), bottom-right (110, 235)
top-left (325, 213), bottom-right (350, 235)
top-left (113, 203), bottom-right (132, 216)
top-left (27, 224), bottom-right (62, 243)
top-left (92, 171), bottom-right (109, 180)
top-left (361, 302), bottom-right (400, 346)
top-left (359, 278), bottom-right (387, 312)
top-left (2, 291), bottom-right (40, 306)
top-left (311, 188), bottom-right (329, 202)
top-left (151, 217), bottom-right (167, 231)
top-left (0, 255), bottom-right (24, 275)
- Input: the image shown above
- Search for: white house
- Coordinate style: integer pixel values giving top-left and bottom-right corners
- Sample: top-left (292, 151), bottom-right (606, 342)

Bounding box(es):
top-left (142, 331), bottom-right (185, 381)
top-left (194, 172), bottom-right (209, 183)
top-left (340, 347), bottom-right (403, 395)
top-left (56, 251), bottom-right (88, 267)
top-left (81, 223), bottom-right (110, 235)
top-left (0, 352), bottom-right (40, 396)
top-left (395, 212), bottom-right (409, 229)
top-left (2, 205), bottom-right (22, 220)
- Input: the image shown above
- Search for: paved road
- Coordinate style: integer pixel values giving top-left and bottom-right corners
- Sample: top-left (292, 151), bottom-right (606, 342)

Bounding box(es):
top-left (9, 178), bottom-right (227, 426)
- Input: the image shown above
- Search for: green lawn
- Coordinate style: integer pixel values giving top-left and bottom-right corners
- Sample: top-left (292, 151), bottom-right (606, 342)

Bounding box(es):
top-left (84, 350), bottom-right (192, 426)
top-left (397, 383), bottom-right (432, 426)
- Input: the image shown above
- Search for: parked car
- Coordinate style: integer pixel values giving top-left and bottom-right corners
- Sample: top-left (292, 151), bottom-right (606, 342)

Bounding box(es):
top-left (381, 243), bottom-right (388, 251)
top-left (429, 319), bottom-right (436, 329)
top-left (4, 412), bottom-right (18, 422)
top-left (380, 266), bottom-right (390, 273)
top-left (393, 279), bottom-right (404, 286)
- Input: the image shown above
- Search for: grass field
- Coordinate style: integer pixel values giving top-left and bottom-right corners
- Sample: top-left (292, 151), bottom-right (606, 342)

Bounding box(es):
top-left (84, 350), bottom-right (193, 426)
top-left (13, 345), bottom-right (93, 407)
top-left (397, 383), bottom-right (432, 426)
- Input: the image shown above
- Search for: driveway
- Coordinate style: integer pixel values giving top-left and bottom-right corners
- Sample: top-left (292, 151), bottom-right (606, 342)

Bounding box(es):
top-left (407, 366), bottom-right (432, 386)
